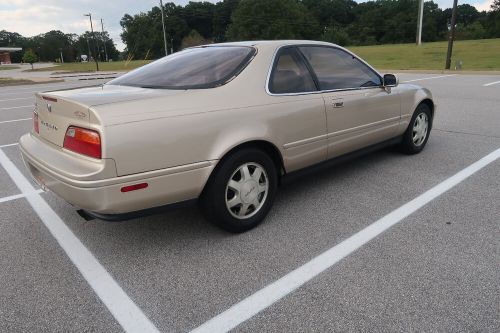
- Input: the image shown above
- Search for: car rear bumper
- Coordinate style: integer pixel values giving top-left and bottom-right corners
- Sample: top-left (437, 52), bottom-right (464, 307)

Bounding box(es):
top-left (19, 133), bottom-right (216, 214)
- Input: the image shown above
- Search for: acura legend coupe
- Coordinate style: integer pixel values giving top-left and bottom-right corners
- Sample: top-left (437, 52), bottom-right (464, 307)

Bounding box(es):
top-left (20, 40), bottom-right (434, 232)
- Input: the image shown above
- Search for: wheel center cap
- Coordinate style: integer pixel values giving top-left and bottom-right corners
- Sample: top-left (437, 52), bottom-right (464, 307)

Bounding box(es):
top-left (241, 180), bottom-right (258, 204)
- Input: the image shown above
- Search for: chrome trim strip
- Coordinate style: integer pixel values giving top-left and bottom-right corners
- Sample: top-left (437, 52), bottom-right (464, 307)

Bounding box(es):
top-left (327, 116), bottom-right (401, 138)
top-left (283, 134), bottom-right (328, 149)
top-left (265, 43), bottom-right (385, 97)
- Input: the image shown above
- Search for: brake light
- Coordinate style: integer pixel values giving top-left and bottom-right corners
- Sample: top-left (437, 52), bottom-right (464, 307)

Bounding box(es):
top-left (33, 112), bottom-right (39, 134)
top-left (63, 126), bottom-right (101, 159)
top-left (42, 96), bottom-right (57, 102)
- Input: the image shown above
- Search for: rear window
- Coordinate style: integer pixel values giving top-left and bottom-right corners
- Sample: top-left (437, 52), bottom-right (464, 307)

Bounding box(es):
top-left (108, 46), bottom-right (255, 89)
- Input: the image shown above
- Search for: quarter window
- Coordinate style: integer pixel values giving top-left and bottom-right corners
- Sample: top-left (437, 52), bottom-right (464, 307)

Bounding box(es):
top-left (299, 46), bottom-right (382, 90)
top-left (269, 48), bottom-right (317, 94)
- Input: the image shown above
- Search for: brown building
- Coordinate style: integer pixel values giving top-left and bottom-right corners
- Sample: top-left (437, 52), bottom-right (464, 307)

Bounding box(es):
top-left (0, 47), bottom-right (22, 64)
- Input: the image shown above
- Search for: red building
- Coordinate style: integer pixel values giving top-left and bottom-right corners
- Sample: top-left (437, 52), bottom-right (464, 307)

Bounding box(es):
top-left (0, 47), bottom-right (22, 64)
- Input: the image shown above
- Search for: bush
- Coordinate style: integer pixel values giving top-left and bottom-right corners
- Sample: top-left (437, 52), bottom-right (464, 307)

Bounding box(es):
top-left (321, 26), bottom-right (351, 46)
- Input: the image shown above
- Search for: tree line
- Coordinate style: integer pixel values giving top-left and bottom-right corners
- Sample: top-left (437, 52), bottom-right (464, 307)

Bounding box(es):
top-left (1, 0), bottom-right (499, 64)
top-left (120, 0), bottom-right (500, 60)
top-left (0, 29), bottom-right (120, 63)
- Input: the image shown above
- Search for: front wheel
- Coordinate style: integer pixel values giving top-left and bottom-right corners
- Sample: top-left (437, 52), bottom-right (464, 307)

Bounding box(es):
top-left (400, 103), bottom-right (432, 154)
top-left (200, 148), bottom-right (278, 233)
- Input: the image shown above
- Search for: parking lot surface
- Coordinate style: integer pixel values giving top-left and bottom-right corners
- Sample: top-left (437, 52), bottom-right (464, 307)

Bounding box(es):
top-left (0, 73), bottom-right (499, 332)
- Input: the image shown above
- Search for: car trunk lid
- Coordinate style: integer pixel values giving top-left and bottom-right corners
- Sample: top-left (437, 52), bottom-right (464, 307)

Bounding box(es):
top-left (34, 93), bottom-right (91, 148)
top-left (34, 85), bottom-right (182, 147)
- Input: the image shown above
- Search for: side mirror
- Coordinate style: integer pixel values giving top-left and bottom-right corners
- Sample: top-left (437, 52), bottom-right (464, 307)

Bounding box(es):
top-left (383, 74), bottom-right (399, 87)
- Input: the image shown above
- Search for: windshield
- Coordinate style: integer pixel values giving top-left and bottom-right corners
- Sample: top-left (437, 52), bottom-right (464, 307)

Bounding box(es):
top-left (107, 46), bottom-right (255, 89)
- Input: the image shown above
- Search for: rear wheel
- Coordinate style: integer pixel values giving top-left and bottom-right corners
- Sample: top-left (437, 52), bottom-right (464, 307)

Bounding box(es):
top-left (200, 148), bottom-right (278, 233)
top-left (400, 103), bottom-right (432, 154)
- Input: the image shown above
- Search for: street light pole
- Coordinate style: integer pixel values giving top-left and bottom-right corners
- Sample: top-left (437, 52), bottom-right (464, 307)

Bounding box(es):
top-left (84, 13), bottom-right (99, 71)
top-left (159, 0), bottom-right (168, 56)
top-left (416, 0), bottom-right (424, 45)
top-left (100, 18), bottom-right (109, 62)
top-left (445, 0), bottom-right (458, 70)
top-left (86, 38), bottom-right (91, 60)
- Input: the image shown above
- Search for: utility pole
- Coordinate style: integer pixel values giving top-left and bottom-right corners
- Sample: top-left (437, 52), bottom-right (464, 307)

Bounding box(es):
top-left (100, 18), bottom-right (109, 62)
top-left (86, 37), bottom-right (91, 61)
top-left (416, 0), bottom-right (424, 45)
top-left (445, 0), bottom-right (458, 69)
top-left (84, 13), bottom-right (99, 71)
top-left (159, 0), bottom-right (168, 56)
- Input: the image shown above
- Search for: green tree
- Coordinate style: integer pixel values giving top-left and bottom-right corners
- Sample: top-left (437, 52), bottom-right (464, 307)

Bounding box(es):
top-left (226, 0), bottom-right (320, 41)
top-left (22, 49), bottom-right (38, 69)
top-left (120, 3), bottom-right (189, 59)
top-left (181, 29), bottom-right (206, 49)
top-left (302, 0), bottom-right (356, 28)
top-left (456, 21), bottom-right (486, 40)
top-left (76, 31), bottom-right (120, 61)
top-left (491, 0), bottom-right (500, 11)
top-left (182, 1), bottom-right (216, 39)
top-left (213, 0), bottom-right (240, 42)
top-left (486, 0), bottom-right (500, 37)
top-left (321, 26), bottom-right (350, 46)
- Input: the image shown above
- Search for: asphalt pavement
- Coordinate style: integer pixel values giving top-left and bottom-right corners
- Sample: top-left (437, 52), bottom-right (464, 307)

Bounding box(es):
top-left (0, 73), bottom-right (499, 332)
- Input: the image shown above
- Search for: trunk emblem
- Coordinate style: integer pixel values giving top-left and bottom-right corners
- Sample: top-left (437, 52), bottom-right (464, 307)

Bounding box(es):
top-left (40, 120), bottom-right (58, 131)
top-left (46, 103), bottom-right (52, 112)
top-left (74, 111), bottom-right (87, 119)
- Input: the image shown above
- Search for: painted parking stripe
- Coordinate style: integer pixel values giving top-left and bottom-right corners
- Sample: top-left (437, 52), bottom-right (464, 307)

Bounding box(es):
top-left (402, 74), bottom-right (457, 83)
top-left (0, 149), bottom-right (160, 333)
top-left (0, 143), bottom-right (18, 148)
top-left (0, 190), bottom-right (43, 204)
top-left (1, 105), bottom-right (32, 110)
top-left (191, 147), bottom-right (500, 333)
top-left (0, 97), bottom-right (34, 102)
top-left (0, 118), bottom-right (31, 124)
top-left (483, 80), bottom-right (500, 87)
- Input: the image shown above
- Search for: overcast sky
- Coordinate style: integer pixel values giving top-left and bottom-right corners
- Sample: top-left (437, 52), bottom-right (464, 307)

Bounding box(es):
top-left (0, 0), bottom-right (495, 51)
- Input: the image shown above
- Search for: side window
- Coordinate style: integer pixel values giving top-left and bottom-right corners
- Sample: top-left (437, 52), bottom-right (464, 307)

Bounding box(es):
top-left (298, 46), bottom-right (382, 90)
top-left (269, 48), bottom-right (317, 94)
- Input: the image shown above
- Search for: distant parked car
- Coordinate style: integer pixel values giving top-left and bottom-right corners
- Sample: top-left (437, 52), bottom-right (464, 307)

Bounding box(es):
top-left (20, 40), bottom-right (434, 232)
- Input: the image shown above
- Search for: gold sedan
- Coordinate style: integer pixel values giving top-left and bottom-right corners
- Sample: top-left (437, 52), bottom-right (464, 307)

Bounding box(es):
top-left (20, 40), bottom-right (434, 232)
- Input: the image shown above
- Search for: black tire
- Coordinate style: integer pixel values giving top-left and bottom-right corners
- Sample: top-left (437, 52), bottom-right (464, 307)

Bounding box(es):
top-left (200, 148), bottom-right (278, 233)
top-left (400, 103), bottom-right (432, 154)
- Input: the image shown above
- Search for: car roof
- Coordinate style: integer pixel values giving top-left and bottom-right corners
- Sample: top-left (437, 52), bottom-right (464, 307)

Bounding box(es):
top-left (201, 40), bottom-right (339, 49)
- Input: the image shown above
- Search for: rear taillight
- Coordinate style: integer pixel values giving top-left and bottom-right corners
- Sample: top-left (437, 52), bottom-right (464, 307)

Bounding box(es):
top-left (33, 112), bottom-right (39, 134)
top-left (63, 126), bottom-right (101, 159)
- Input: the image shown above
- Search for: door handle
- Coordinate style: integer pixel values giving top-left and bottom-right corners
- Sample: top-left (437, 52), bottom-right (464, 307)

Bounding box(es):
top-left (333, 100), bottom-right (344, 108)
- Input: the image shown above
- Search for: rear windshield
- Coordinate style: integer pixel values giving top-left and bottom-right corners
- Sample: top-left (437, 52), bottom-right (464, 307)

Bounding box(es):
top-left (107, 46), bottom-right (255, 89)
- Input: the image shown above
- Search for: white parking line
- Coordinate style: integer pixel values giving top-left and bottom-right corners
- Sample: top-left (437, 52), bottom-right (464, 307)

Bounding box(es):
top-left (0, 149), bottom-right (160, 333)
top-left (190, 146), bottom-right (500, 333)
top-left (0, 190), bottom-right (43, 204)
top-left (0, 143), bottom-right (18, 148)
top-left (0, 97), bottom-right (34, 102)
top-left (483, 80), bottom-right (500, 87)
top-left (1, 105), bottom-right (32, 110)
top-left (0, 118), bottom-right (31, 124)
top-left (402, 74), bottom-right (457, 83)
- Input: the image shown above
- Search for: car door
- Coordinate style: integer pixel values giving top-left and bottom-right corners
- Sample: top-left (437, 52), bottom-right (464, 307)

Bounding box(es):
top-left (298, 46), bottom-right (401, 159)
top-left (267, 46), bottom-right (328, 172)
